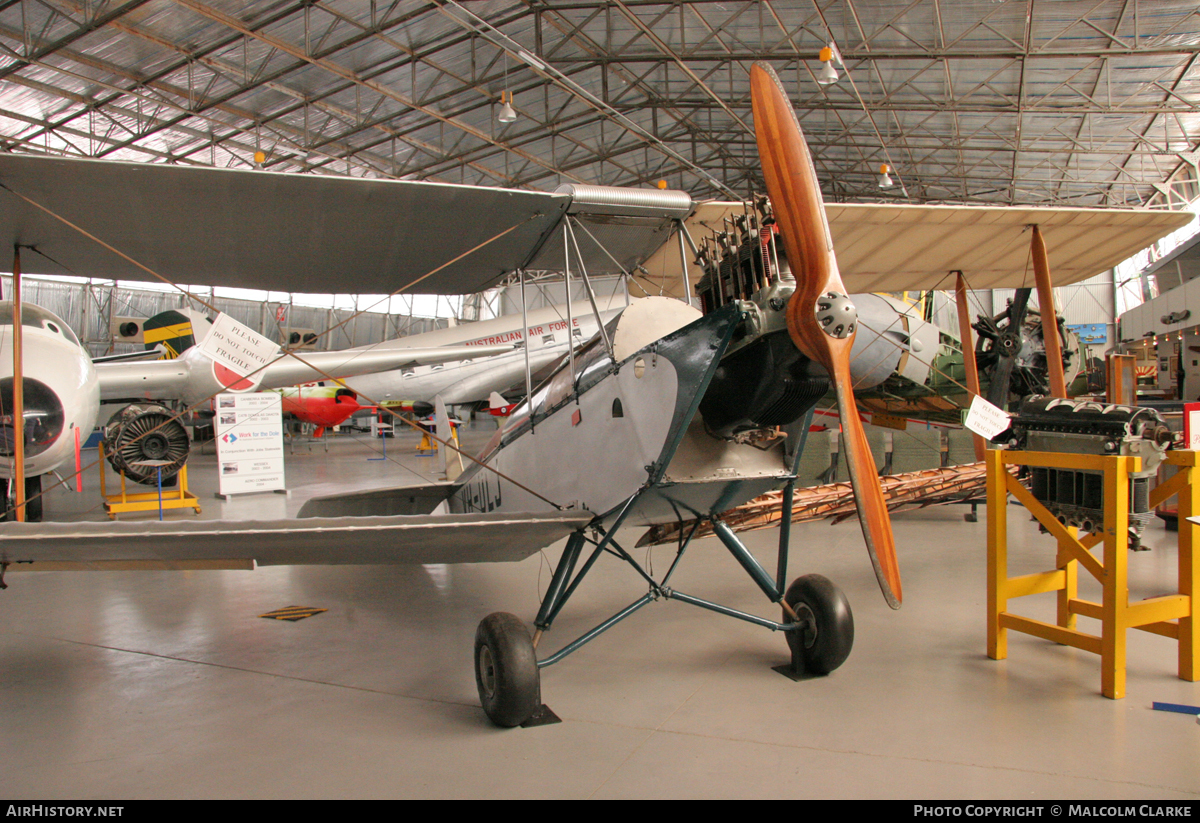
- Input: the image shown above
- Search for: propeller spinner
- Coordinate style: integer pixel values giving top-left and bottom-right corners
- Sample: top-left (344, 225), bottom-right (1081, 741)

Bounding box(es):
top-left (750, 62), bottom-right (903, 609)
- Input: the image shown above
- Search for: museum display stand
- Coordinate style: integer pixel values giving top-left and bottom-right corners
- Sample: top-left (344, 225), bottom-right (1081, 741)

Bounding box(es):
top-left (986, 448), bottom-right (1198, 698)
top-left (98, 443), bottom-right (202, 520)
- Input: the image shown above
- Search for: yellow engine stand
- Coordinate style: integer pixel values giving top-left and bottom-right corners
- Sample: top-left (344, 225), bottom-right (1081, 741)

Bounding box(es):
top-left (99, 443), bottom-right (202, 520)
top-left (415, 423), bottom-right (460, 457)
top-left (986, 448), bottom-right (1198, 698)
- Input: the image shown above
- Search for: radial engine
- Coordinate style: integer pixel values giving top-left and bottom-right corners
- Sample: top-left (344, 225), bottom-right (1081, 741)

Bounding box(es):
top-left (689, 197), bottom-right (936, 441)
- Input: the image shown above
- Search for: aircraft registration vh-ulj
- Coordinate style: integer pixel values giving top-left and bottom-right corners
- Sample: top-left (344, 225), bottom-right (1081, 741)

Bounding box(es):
top-left (0, 62), bottom-right (1189, 727)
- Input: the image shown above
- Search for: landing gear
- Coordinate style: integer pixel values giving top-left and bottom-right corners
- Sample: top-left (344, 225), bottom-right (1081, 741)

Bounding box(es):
top-left (472, 489), bottom-right (860, 726)
top-left (783, 574), bottom-right (854, 675)
top-left (0, 475), bottom-right (42, 522)
top-left (474, 612), bottom-right (541, 728)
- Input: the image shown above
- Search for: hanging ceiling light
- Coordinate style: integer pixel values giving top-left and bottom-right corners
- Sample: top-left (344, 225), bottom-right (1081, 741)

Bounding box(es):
top-left (497, 91), bottom-right (517, 123)
top-left (877, 163), bottom-right (894, 189)
top-left (497, 52), bottom-right (517, 124)
top-left (817, 45), bottom-right (839, 85)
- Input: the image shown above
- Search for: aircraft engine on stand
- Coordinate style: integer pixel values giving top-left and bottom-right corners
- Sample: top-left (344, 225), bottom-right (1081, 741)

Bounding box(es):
top-left (103, 402), bottom-right (191, 485)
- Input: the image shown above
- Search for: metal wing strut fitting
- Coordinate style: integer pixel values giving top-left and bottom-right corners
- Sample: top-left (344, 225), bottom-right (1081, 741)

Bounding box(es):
top-left (750, 62), bottom-right (902, 609)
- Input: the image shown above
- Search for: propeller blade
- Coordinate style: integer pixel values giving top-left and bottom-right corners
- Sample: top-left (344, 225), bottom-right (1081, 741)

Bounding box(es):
top-left (750, 62), bottom-right (902, 609)
top-left (984, 287), bottom-right (1032, 410)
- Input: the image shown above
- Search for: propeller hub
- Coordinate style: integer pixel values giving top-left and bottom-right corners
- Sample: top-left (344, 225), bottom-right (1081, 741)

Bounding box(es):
top-left (815, 292), bottom-right (857, 339)
top-left (998, 331), bottom-right (1022, 356)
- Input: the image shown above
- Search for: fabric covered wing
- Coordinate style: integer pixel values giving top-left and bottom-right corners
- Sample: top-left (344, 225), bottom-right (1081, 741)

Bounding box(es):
top-left (0, 511), bottom-right (593, 567)
top-left (0, 153), bottom-right (569, 295)
top-left (639, 201), bottom-right (1192, 296)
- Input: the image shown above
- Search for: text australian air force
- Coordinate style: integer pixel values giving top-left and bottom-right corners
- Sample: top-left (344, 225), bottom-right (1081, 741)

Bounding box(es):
top-left (463, 318), bottom-right (581, 347)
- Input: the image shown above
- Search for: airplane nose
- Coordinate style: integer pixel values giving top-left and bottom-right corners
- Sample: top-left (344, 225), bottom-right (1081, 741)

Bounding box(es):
top-left (0, 377), bottom-right (66, 458)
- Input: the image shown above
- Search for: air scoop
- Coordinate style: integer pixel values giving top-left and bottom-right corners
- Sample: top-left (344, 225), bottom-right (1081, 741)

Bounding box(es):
top-left (0, 377), bottom-right (65, 458)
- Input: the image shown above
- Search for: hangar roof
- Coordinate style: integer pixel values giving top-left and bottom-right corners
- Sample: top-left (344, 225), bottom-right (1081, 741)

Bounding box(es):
top-left (0, 0), bottom-right (1197, 210)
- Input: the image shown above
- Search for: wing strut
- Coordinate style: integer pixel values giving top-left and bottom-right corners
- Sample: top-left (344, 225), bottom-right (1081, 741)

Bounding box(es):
top-left (954, 271), bottom-right (987, 462)
top-left (10, 245), bottom-right (25, 521)
top-left (1031, 225), bottom-right (1068, 399)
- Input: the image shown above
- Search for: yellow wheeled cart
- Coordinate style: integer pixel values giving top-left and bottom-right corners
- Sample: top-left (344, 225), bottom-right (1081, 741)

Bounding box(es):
top-left (986, 448), bottom-right (1198, 698)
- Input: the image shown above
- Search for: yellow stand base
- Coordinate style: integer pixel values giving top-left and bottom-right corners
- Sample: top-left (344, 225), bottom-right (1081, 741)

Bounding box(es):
top-left (99, 444), bottom-right (202, 520)
top-left (416, 426), bottom-right (460, 457)
top-left (987, 449), bottom-right (1198, 698)
top-left (416, 431), bottom-right (435, 455)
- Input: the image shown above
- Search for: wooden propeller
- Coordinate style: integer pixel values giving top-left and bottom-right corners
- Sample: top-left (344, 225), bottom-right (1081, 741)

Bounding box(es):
top-left (751, 62), bottom-right (902, 609)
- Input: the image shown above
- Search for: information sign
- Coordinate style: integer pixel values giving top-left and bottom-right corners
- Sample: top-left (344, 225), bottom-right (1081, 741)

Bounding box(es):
top-left (214, 392), bottom-right (286, 496)
top-left (200, 312), bottom-right (280, 379)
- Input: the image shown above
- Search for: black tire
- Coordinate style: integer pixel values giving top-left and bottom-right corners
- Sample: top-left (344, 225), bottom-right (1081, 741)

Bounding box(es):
top-left (474, 612), bottom-right (540, 727)
top-left (783, 574), bottom-right (854, 674)
top-left (24, 475), bottom-right (42, 522)
top-left (0, 476), bottom-right (42, 522)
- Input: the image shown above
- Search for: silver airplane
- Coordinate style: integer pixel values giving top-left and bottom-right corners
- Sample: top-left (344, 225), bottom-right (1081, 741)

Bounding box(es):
top-left (0, 64), bottom-right (1187, 726)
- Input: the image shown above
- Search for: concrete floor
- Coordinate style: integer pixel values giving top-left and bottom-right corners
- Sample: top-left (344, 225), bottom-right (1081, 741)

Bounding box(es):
top-left (1, 423), bottom-right (1198, 799)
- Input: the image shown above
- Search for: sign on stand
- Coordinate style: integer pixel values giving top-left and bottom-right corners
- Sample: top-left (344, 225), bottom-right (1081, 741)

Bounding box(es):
top-left (963, 394), bottom-right (1012, 441)
top-left (214, 392), bottom-right (286, 498)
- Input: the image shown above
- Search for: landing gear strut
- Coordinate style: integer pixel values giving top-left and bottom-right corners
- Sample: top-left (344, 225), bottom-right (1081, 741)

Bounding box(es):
top-left (474, 495), bottom-right (856, 727)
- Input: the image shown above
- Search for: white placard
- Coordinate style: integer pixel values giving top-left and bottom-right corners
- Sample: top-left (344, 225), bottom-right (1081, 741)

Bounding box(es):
top-left (200, 312), bottom-right (281, 378)
top-left (215, 392), bottom-right (285, 496)
top-left (964, 394), bottom-right (1012, 440)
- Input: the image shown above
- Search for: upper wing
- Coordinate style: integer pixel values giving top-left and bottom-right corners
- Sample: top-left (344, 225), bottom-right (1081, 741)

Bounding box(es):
top-left (640, 201), bottom-right (1193, 296)
top-left (0, 153), bottom-right (690, 295)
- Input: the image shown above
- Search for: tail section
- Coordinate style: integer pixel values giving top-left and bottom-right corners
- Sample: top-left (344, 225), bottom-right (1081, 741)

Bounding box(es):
top-left (487, 391), bottom-right (517, 417)
top-left (141, 308), bottom-right (213, 359)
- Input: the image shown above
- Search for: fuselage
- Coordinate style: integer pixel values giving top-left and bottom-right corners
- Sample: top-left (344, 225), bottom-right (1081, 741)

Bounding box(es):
top-left (276, 384), bottom-right (364, 429)
top-left (447, 298), bottom-right (789, 528)
top-left (0, 302), bottom-right (100, 479)
top-left (343, 301), bottom-right (620, 405)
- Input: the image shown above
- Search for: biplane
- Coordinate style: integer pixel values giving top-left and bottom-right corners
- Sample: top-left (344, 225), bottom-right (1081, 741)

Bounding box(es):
top-left (0, 64), bottom-right (1188, 726)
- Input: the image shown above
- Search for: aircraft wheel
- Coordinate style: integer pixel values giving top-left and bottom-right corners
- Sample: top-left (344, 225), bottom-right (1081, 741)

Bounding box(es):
top-left (783, 574), bottom-right (854, 674)
top-left (0, 476), bottom-right (42, 522)
top-left (474, 612), bottom-right (540, 727)
top-left (24, 475), bottom-right (42, 522)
